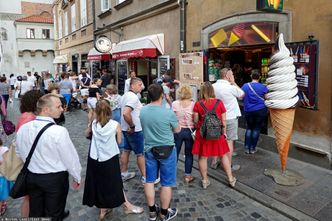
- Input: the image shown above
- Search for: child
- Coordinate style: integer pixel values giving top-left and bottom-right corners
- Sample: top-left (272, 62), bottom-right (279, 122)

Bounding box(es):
top-left (0, 138), bottom-right (14, 216)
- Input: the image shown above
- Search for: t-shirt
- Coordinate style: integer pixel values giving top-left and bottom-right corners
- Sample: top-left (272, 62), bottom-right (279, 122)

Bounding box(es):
top-left (241, 82), bottom-right (268, 112)
top-left (88, 87), bottom-right (101, 98)
top-left (140, 104), bottom-right (178, 152)
top-left (0, 82), bottom-right (10, 95)
top-left (27, 75), bottom-right (36, 85)
top-left (59, 79), bottom-right (72, 94)
top-left (20, 81), bottom-right (34, 95)
top-left (172, 100), bottom-right (195, 128)
top-left (162, 85), bottom-right (170, 108)
top-left (100, 74), bottom-right (112, 88)
top-left (120, 91), bottom-right (142, 132)
top-left (10, 76), bottom-right (16, 86)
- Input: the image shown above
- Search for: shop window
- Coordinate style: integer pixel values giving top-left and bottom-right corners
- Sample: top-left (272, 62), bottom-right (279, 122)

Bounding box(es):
top-left (208, 22), bottom-right (278, 48)
top-left (42, 29), bottom-right (50, 39)
top-left (26, 28), bottom-right (35, 39)
top-left (80, 0), bottom-right (87, 27)
top-left (101, 0), bottom-right (110, 12)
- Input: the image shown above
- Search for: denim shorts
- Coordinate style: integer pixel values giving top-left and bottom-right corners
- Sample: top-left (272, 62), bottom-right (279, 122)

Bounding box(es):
top-left (145, 147), bottom-right (177, 187)
top-left (120, 131), bottom-right (144, 155)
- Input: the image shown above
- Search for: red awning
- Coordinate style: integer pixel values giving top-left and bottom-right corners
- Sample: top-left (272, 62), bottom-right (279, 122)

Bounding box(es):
top-left (111, 48), bottom-right (157, 59)
top-left (110, 33), bottom-right (164, 59)
top-left (88, 48), bottom-right (111, 61)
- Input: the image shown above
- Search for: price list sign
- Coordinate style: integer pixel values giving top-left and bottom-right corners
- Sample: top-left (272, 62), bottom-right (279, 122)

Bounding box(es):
top-left (286, 41), bottom-right (318, 110)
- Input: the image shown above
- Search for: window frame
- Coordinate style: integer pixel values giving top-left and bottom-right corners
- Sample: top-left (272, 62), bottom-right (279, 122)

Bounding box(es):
top-left (42, 29), bottom-right (50, 39)
top-left (64, 11), bottom-right (68, 36)
top-left (80, 0), bottom-right (87, 27)
top-left (71, 3), bottom-right (76, 32)
top-left (26, 28), bottom-right (35, 39)
top-left (101, 0), bottom-right (110, 12)
top-left (58, 14), bottom-right (63, 39)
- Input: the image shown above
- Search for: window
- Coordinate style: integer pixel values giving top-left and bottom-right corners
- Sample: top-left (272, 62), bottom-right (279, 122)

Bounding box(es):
top-left (101, 0), bottom-right (110, 12)
top-left (1, 28), bottom-right (7, 40)
top-left (71, 4), bottom-right (76, 32)
top-left (58, 15), bottom-right (63, 39)
top-left (118, 0), bottom-right (126, 3)
top-left (80, 0), bottom-right (87, 27)
top-left (42, 29), bottom-right (50, 39)
top-left (64, 11), bottom-right (68, 36)
top-left (26, 28), bottom-right (35, 39)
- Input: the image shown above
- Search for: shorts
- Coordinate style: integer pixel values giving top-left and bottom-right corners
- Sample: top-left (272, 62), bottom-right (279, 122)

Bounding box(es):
top-left (80, 88), bottom-right (89, 96)
top-left (62, 94), bottom-right (71, 105)
top-left (120, 131), bottom-right (144, 155)
top-left (87, 97), bottom-right (97, 109)
top-left (226, 118), bottom-right (238, 141)
top-left (145, 147), bottom-right (177, 187)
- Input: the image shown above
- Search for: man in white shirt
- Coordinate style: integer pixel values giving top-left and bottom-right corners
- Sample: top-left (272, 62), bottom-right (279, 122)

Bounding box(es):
top-left (124, 70), bottom-right (145, 96)
top-left (18, 76), bottom-right (34, 97)
top-left (213, 68), bottom-right (244, 171)
top-left (16, 94), bottom-right (81, 220)
top-left (26, 71), bottom-right (37, 87)
top-left (120, 77), bottom-right (146, 183)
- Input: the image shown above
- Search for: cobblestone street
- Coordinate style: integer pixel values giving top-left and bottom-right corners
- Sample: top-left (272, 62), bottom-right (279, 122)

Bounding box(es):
top-left (4, 102), bottom-right (291, 220)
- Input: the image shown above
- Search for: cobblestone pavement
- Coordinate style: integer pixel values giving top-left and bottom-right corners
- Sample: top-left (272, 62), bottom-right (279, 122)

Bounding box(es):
top-left (3, 102), bottom-right (290, 221)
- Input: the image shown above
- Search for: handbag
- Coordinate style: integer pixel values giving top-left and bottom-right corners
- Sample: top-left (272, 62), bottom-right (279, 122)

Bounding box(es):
top-left (2, 119), bottom-right (15, 136)
top-left (151, 146), bottom-right (174, 160)
top-left (10, 122), bottom-right (54, 199)
top-left (0, 139), bottom-right (23, 181)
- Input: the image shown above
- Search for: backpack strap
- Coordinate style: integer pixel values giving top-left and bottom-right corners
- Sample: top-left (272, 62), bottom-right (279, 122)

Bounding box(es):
top-left (199, 100), bottom-right (208, 113)
top-left (199, 99), bottom-right (220, 113)
top-left (211, 99), bottom-right (220, 112)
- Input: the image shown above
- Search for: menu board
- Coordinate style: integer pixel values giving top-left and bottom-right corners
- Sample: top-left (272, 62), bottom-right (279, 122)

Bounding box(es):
top-left (286, 41), bottom-right (318, 110)
top-left (179, 52), bottom-right (204, 87)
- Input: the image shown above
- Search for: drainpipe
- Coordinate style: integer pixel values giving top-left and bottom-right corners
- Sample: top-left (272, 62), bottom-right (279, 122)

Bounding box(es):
top-left (180, 0), bottom-right (186, 53)
top-left (92, 0), bottom-right (96, 43)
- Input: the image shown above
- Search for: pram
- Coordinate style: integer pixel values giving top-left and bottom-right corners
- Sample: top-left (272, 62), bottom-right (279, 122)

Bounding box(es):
top-left (69, 91), bottom-right (83, 110)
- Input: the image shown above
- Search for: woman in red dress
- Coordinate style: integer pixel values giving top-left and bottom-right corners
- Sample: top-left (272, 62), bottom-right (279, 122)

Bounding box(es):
top-left (192, 82), bottom-right (236, 189)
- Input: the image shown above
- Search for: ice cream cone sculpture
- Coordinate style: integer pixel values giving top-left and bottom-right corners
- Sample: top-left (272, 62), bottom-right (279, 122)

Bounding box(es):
top-left (265, 33), bottom-right (299, 172)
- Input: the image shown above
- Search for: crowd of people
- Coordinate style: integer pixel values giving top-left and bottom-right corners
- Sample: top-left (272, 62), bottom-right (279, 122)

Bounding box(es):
top-left (0, 66), bottom-right (269, 221)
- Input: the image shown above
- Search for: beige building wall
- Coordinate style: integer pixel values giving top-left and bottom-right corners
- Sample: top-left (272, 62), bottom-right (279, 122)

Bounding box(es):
top-left (185, 0), bottom-right (332, 159)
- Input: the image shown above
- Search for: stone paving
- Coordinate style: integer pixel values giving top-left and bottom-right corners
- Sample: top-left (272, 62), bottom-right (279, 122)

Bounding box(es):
top-left (3, 101), bottom-right (291, 220)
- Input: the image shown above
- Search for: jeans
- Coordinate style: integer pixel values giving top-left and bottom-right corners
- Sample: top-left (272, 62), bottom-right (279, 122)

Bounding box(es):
top-left (244, 108), bottom-right (268, 151)
top-left (174, 128), bottom-right (193, 176)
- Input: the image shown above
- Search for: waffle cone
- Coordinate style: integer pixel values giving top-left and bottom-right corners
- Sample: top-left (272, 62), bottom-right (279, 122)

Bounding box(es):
top-left (269, 108), bottom-right (296, 172)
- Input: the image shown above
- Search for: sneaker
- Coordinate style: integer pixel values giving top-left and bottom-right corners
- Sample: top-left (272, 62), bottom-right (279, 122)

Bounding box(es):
top-left (149, 204), bottom-right (160, 221)
top-left (231, 164), bottom-right (241, 171)
top-left (121, 172), bottom-right (136, 182)
top-left (154, 176), bottom-right (160, 185)
top-left (250, 149), bottom-right (258, 154)
top-left (244, 150), bottom-right (250, 154)
top-left (159, 208), bottom-right (178, 221)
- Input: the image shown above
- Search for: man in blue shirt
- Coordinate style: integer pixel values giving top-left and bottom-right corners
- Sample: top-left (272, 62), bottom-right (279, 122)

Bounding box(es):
top-left (140, 84), bottom-right (180, 221)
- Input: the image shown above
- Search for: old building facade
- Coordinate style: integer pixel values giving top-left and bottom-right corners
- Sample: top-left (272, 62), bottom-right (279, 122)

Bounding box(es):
top-left (53, 0), bottom-right (94, 74)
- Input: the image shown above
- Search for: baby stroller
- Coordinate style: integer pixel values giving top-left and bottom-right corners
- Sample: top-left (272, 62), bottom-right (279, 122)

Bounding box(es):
top-left (69, 91), bottom-right (83, 110)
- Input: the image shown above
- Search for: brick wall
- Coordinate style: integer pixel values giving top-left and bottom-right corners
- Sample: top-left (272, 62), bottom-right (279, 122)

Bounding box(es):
top-left (21, 2), bottom-right (53, 16)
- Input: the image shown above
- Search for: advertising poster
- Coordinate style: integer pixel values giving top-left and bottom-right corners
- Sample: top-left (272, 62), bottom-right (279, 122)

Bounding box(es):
top-left (179, 52), bottom-right (204, 87)
top-left (286, 41), bottom-right (318, 110)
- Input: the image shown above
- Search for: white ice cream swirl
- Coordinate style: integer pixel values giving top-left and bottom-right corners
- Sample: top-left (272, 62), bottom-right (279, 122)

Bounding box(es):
top-left (265, 33), bottom-right (299, 109)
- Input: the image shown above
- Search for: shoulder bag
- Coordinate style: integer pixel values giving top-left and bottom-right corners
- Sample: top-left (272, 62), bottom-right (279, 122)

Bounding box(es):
top-left (10, 122), bottom-right (54, 199)
top-left (0, 139), bottom-right (22, 181)
top-left (248, 83), bottom-right (265, 101)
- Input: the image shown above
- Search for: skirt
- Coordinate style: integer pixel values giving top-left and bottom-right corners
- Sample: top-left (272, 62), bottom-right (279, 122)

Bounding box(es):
top-left (83, 155), bottom-right (125, 208)
top-left (0, 176), bottom-right (14, 200)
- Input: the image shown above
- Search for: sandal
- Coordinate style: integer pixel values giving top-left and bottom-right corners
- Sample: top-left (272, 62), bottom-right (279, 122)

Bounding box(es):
top-left (201, 179), bottom-right (211, 189)
top-left (0, 202), bottom-right (7, 216)
top-left (184, 175), bottom-right (195, 183)
top-left (99, 209), bottom-right (112, 220)
top-left (229, 177), bottom-right (237, 188)
top-left (123, 205), bottom-right (144, 214)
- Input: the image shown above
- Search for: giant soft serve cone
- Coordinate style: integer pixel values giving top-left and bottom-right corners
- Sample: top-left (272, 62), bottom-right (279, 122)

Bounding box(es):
top-left (265, 33), bottom-right (299, 172)
top-left (269, 108), bottom-right (295, 172)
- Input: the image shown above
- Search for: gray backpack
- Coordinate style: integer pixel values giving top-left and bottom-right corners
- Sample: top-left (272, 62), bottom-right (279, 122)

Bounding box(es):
top-left (199, 100), bottom-right (222, 140)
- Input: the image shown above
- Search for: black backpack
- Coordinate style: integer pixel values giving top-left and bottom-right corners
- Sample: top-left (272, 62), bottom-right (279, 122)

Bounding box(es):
top-left (199, 100), bottom-right (222, 140)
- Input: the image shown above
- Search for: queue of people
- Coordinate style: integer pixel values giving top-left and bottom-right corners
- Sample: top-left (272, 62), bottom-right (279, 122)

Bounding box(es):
top-left (0, 66), bottom-right (269, 221)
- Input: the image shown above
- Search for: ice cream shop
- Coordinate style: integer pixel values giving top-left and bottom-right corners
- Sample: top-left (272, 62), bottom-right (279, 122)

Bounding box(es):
top-left (183, 0), bottom-right (332, 168)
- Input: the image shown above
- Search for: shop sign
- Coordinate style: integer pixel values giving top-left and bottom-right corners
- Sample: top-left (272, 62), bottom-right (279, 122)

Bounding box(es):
top-left (257, 0), bottom-right (283, 12)
top-left (179, 52), bottom-right (204, 87)
top-left (286, 41), bottom-right (318, 110)
top-left (112, 48), bottom-right (157, 59)
top-left (209, 22), bottom-right (278, 48)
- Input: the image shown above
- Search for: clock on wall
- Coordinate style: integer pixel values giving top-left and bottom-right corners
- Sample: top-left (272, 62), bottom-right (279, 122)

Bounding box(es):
top-left (95, 36), bottom-right (112, 53)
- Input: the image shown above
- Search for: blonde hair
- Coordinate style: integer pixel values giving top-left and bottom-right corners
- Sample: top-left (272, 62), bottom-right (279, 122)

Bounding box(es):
top-left (106, 84), bottom-right (118, 94)
top-left (48, 83), bottom-right (59, 93)
top-left (95, 99), bottom-right (112, 127)
top-left (199, 81), bottom-right (215, 101)
top-left (177, 84), bottom-right (192, 100)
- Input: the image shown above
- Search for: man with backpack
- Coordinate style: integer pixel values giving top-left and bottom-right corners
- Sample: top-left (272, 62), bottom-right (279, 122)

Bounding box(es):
top-left (212, 68), bottom-right (244, 171)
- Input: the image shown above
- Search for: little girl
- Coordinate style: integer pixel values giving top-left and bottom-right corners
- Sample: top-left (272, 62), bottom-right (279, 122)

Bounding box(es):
top-left (0, 138), bottom-right (14, 216)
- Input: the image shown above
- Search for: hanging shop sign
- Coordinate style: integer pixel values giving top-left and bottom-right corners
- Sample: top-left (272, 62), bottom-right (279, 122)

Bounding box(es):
top-left (286, 41), bottom-right (318, 110)
top-left (179, 52), bottom-right (204, 87)
top-left (209, 22), bottom-right (278, 48)
top-left (257, 0), bottom-right (283, 12)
